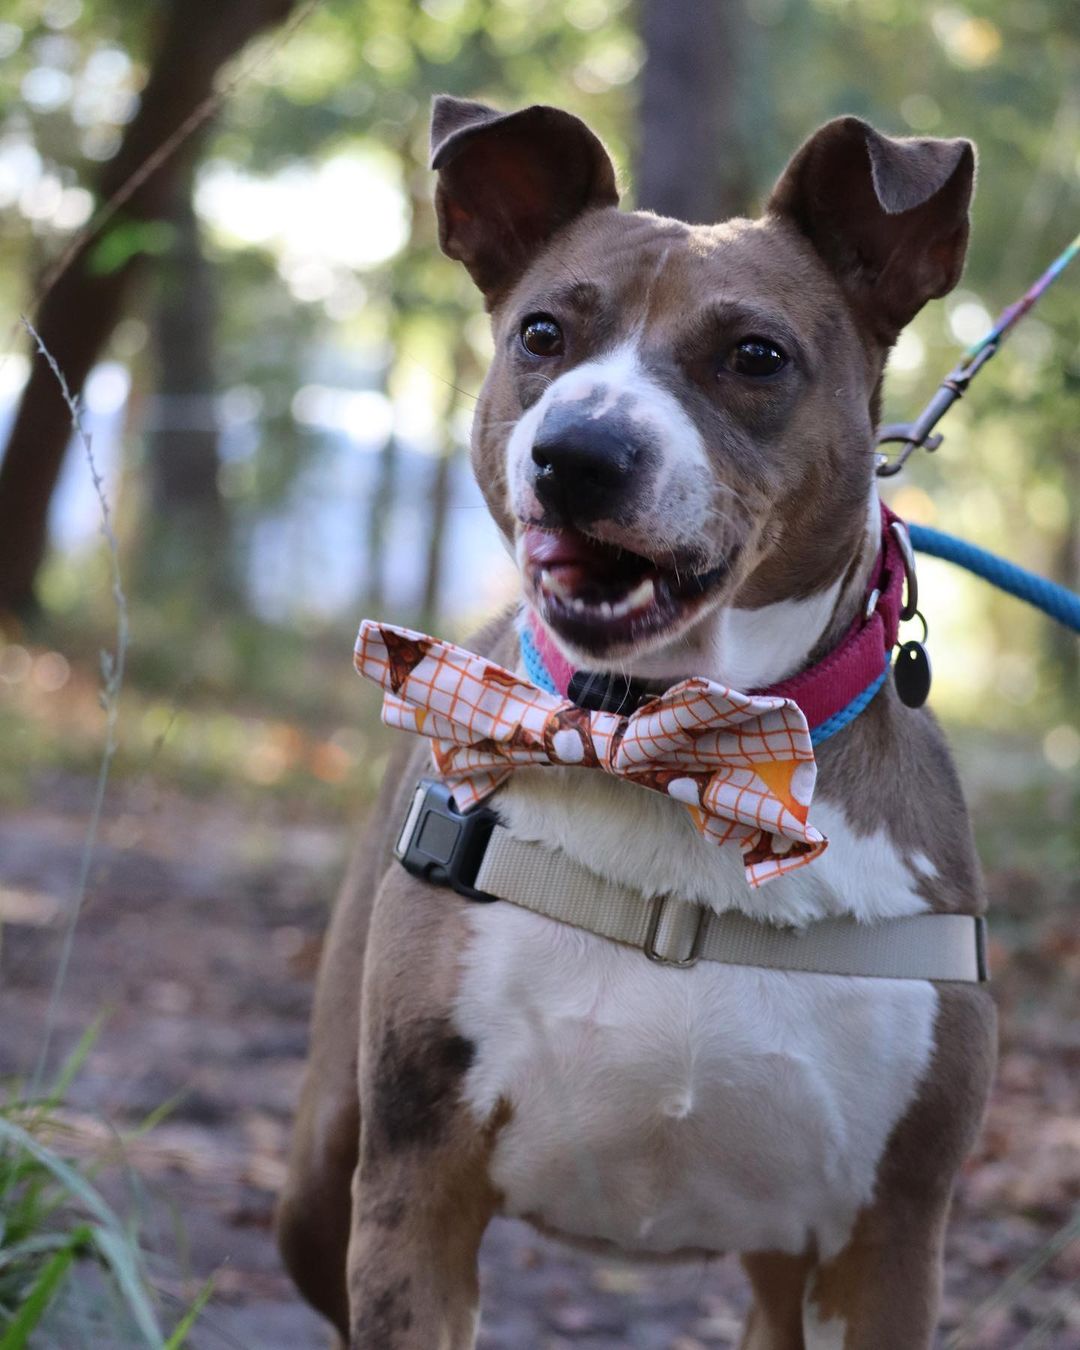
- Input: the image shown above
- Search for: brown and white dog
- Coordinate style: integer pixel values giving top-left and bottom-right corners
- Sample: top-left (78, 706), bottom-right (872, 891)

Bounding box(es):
top-left (277, 99), bottom-right (997, 1349)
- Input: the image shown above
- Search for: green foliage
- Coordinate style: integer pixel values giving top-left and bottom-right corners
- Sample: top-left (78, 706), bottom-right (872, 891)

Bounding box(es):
top-left (0, 1225), bottom-right (91, 1350)
top-left (2, 1), bottom-right (1075, 708)
top-left (0, 1030), bottom-right (204, 1348)
top-left (213, 0), bottom-right (1080, 720)
top-left (86, 219), bottom-right (176, 276)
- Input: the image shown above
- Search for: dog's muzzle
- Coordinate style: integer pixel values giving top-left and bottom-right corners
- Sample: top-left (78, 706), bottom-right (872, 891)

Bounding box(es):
top-left (528, 400), bottom-right (655, 526)
top-left (530, 408), bottom-right (643, 525)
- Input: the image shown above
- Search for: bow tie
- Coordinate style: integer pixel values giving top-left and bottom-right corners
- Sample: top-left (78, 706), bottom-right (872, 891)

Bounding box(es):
top-left (354, 621), bottom-right (827, 889)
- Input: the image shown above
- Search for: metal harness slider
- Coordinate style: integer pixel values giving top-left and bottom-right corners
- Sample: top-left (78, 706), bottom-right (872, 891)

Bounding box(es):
top-left (643, 893), bottom-right (709, 968)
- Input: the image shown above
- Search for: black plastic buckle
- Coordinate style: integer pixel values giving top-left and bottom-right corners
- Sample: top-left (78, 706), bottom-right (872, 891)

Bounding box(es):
top-left (394, 778), bottom-right (499, 902)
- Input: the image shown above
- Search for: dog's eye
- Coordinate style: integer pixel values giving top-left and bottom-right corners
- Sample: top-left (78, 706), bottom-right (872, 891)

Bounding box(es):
top-left (521, 314), bottom-right (564, 357)
top-left (727, 338), bottom-right (787, 378)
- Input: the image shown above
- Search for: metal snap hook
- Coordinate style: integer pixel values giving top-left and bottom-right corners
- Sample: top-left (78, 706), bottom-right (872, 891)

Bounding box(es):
top-left (889, 520), bottom-right (919, 622)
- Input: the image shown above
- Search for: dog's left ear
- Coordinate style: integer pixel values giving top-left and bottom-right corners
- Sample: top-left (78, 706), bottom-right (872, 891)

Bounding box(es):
top-left (431, 95), bottom-right (619, 305)
top-left (768, 116), bottom-right (975, 343)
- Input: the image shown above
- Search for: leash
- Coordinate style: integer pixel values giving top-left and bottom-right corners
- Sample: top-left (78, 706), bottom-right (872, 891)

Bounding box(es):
top-left (909, 524), bottom-right (1080, 635)
top-left (875, 228), bottom-right (1080, 634)
top-left (877, 228), bottom-right (1080, 478)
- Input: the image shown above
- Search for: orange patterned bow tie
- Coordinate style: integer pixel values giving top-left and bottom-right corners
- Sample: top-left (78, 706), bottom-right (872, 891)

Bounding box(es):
top-left (354, 621), bottom-right (827, 889)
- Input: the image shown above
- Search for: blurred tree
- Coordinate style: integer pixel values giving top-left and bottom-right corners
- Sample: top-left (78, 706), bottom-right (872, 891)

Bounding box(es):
top-left (635, 0), bottom-right (754, 221)
top-left (1, 0), bottom-right (1075, 718)
top-left (0, 0), bottom-right (298, 617)
top-left (420, 335), bottom-right (474, 624)
top-left (137, 156), bottom-right (233, 608)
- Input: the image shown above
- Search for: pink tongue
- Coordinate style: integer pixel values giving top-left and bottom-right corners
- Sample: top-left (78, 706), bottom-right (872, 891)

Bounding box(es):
top-left (523, 526), bottom-right (639, 590)
top-left (524, 526), bottom-right (613, 566)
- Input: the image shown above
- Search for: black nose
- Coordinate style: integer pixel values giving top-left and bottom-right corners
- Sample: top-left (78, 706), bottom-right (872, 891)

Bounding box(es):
top-left (531, 418), bottom-right (638, 522)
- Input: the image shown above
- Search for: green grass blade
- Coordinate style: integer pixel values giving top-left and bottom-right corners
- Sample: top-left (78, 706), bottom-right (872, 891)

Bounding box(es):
top-left (89, 1227), bottom-right (163, 1347)
top-left (0, 1233), bottom-right (80, 1275)
top-left (39, 1015), bottom-right (107, 1113)
top-left (0, 1225), bottom-right (90, 1350)
top-left (0, 1118), bottom-right (165, 1347)
top-left (126, 1089), bottom-right (187, 1142)
top-left (162, 1275), bottom-right (215, 1350)
top-left (0, 1118), bottom-right (117, 1231)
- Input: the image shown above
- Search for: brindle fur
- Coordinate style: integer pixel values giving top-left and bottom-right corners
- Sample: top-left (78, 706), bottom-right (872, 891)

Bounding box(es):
top-left (278, 101), bottom-right (996, 1348)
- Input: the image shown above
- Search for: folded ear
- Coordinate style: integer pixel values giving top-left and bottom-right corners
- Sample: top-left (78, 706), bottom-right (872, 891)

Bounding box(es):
top-left (768, 116), bottom-right (975, 343)
top-left (431, 95), bottom-right (619, 304)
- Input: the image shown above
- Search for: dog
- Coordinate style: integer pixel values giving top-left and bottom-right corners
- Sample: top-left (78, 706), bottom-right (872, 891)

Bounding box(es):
top-left (277, 97), bottom-right (996, 1349)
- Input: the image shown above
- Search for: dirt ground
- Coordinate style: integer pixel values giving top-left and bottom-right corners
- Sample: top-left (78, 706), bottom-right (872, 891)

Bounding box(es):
top-left (1, 768), bottom-right (1078, 1349)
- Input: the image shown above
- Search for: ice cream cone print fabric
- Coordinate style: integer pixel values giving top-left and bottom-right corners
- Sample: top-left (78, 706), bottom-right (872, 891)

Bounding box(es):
top-left (354, 621), bottom-right (826, 889)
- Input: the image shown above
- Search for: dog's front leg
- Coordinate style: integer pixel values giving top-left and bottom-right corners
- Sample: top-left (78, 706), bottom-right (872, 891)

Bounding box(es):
top-left (346, 1045), bottom-right (501, 1350)
top-left (347, 869), bottom-right (502, 1350)
top-left (801, 1204), bottom-right (950, 1350)
top-left (346, 1140), bottom-right (494, 1350)
top-left (740, 1251), bottom-right (813, 1349)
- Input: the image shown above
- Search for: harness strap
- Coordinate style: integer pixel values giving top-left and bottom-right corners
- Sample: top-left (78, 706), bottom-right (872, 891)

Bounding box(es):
top-left (471, 823), bottom-right (988, 982)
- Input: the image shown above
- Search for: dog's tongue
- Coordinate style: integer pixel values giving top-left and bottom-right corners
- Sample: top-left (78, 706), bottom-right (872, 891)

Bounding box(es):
top-left (524, 526), bottom-right (639, 589)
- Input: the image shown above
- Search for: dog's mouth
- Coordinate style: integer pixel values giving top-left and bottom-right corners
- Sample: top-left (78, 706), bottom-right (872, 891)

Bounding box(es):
top-left (523, 526), bottom-right (730, 656)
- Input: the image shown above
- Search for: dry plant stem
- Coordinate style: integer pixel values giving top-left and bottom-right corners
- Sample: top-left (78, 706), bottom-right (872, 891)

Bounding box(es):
top-left (944, 1205), bottom-right (1080, 1349)
top-left (1011, 1285), bottom-right (1080, 1350)
top-left (23, 317), bottom-right (130, 1098)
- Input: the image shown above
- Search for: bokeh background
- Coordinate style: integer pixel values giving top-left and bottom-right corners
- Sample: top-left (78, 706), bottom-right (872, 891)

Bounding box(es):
top-left (0, 1), bottom-right (1078, 1347)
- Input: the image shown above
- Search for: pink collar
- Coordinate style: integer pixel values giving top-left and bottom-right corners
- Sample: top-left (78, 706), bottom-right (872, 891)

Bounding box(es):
top-left (523, 505), bottom-right (907, 745)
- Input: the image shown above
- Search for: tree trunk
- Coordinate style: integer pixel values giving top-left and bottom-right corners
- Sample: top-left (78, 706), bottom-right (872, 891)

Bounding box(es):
top-left (635, 0), bottom-right (754, 223)
top-left (364, 420), bottom-right (398, 615)
top-left (0, 0), bottom-right (296, 616)
top-left (420, 343), bottom-right (471, 626)
top-left (419, 446), bottom-right (454, 626)
top-left (137, 160), bottom-right (232, 606)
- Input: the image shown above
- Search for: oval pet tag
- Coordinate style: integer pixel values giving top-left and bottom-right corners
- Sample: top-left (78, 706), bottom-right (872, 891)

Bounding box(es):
top-left (894, 640), bottom-right (932, 708)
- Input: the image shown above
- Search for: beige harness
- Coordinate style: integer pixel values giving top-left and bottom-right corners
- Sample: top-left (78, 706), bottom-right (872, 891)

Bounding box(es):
top-left (397, 781), bottom-right (989, 982)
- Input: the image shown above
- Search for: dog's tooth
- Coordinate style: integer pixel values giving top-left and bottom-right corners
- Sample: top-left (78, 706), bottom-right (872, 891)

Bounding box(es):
top-left (570, 596), bottom-right (588, 614)
top-left (626, 576), bottom-right (656, 610)
top-left (599, 601), bottom-right (614, 618)
top-left (540, 568), bottom-right (572, 602)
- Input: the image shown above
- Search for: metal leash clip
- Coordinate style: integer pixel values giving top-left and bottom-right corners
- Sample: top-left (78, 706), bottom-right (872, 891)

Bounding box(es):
top-left (877, 226), bottom-right (1080, 477)
top-left (876, 343), bottom-right (997, 478)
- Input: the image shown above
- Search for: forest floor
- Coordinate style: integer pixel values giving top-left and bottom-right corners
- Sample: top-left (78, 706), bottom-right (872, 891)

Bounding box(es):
top-left (1, 733), bottom-right (1078, 1348)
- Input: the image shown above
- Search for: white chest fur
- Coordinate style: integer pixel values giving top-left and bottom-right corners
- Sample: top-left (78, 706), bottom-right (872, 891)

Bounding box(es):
top-left (455, 903), bottom-right (936, 1260)
top-left (451, 772), bottom-right (939, 1260)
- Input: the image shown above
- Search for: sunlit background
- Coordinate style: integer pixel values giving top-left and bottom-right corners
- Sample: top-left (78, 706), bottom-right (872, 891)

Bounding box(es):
top-left (2, 6), bottom-right (1078, 699)
top-left (0, 0), bottom-right (1076, 836)
top-left (0, 3), bottom-right (1078, 1345)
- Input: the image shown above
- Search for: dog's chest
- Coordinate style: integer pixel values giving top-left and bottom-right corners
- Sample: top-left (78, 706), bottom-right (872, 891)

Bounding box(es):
top-left (451, 777), bottom-right (939, 1261)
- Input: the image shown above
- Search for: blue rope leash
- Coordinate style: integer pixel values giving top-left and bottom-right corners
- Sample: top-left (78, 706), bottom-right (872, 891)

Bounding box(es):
top-left (908, 524), bottom-right (1080, 635)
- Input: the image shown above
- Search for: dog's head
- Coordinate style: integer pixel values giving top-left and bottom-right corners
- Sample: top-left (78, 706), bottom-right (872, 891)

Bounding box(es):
top-left (432, 98), bottom-right (974, 681)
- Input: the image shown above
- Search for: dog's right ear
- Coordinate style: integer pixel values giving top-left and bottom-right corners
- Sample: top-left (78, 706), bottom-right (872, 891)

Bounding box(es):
top-left (768, 116), bottom-right (975, 344)
top-left (431, 96), bottom-right (619, 305)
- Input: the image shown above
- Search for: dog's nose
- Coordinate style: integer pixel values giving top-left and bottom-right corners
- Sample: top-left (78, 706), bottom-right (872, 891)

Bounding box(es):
top-left (531, 420), bottom-right (638, 522)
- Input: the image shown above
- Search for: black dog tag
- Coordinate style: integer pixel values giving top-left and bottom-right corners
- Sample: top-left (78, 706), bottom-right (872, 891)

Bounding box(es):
top-left (894, 641), bottom-right (932, 708)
